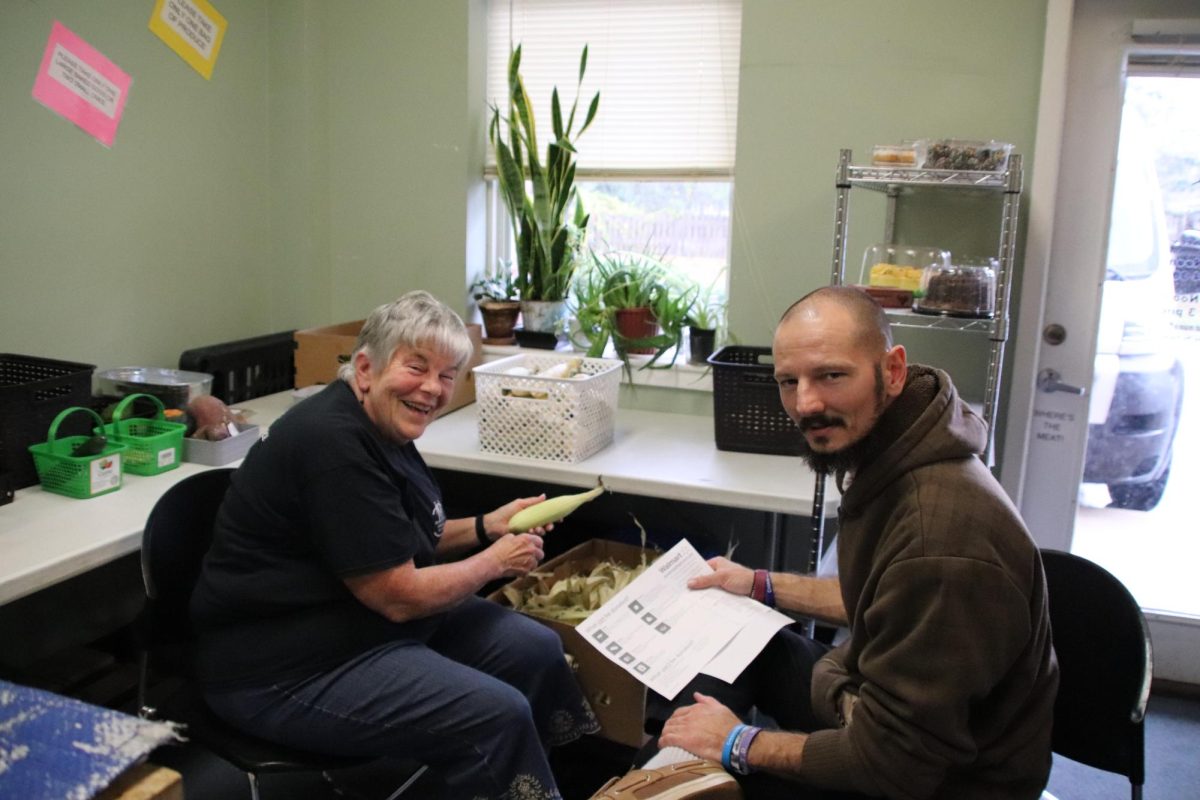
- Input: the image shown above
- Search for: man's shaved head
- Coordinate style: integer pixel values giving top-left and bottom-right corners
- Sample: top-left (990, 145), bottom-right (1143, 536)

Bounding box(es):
top-left (780, 286), bottom-right (893, 355)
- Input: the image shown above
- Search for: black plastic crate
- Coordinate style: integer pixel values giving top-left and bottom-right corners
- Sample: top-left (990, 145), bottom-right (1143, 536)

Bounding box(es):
top-left (707, 346), bottom-right (804, 456)
top-left (179, 331), bottom-right (296, 405)
top-left (0, 354), bottom-right (97, 498)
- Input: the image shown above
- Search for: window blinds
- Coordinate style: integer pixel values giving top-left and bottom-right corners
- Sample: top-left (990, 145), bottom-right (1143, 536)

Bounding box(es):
top-left (485, 0), bottom-right (742, 176)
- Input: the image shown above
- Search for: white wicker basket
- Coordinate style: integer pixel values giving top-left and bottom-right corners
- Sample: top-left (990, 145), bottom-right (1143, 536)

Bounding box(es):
top-left (473, 354), bottom-right (622, 462)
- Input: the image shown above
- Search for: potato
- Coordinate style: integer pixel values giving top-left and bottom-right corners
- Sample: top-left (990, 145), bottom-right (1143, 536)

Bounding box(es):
top-left (188, 394), bottom-right (242, 440)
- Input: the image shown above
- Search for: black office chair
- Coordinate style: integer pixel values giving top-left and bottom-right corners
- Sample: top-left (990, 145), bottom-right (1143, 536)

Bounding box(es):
top-left (136, 468), bottom-right (426, 800)
top-left (1041, 549), bottom-right (1152, 800)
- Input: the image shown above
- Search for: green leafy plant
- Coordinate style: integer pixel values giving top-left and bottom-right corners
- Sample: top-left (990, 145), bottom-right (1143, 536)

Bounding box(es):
top-left (568, 247), bottom-right (698, 373)
top-left (686, 271), bottom-right (728, 331)
top-left (470, 263), bottom-right (520, 303)
top-left (489, 45), bottom-right (600, 302)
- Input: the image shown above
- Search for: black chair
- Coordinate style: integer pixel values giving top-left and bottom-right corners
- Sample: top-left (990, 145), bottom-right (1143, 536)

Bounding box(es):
top-left (1041, 549), bottom-right (1152, 800)
top-left (136, 469), bottom-right (426, 799)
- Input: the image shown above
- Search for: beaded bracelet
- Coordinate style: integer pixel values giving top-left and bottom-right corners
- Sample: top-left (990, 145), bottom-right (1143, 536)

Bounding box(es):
top-left (732, 725), bottom-right (762, 775)
top-left (475, 514), bottom-right (490, 547)
top-left (751, 569), bottom-right (766, 603)
top-left (721, 723), bottom-right (747, 771)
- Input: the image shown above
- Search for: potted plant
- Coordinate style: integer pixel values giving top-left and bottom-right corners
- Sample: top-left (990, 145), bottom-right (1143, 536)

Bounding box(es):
top-left (568, 248), bottom-right (697, 375)
top-left (470, 265), bottom-right (521, 343)
top-left (489, 44), bottom-right (599, 335)
top-left (685, 272), bottom-right (728, 365)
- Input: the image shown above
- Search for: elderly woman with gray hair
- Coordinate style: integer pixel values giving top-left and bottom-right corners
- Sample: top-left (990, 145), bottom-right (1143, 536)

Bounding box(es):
top-left (190, 290), bottom-right (599, 799)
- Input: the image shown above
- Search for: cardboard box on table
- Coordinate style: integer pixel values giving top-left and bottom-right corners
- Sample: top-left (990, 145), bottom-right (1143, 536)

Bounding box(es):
top-left (488, 539), bottom-right (656, 748)
top-left (293, 320), bottom-right (483, 415)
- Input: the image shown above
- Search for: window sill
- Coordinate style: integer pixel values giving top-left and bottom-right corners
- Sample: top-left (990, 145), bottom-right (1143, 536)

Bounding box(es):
top-left (480, 343), bottom-right (713, 393)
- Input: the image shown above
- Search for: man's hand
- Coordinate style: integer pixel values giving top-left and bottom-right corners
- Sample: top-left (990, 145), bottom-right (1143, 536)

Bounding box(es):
top-left (687, 556), bottom-right (754, 596)
top-left (658, 692), bottom-right (742, 762)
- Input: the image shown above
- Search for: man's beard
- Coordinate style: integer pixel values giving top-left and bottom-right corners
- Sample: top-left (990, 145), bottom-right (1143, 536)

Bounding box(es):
top-left (795, 365), bottom-right (887, 476)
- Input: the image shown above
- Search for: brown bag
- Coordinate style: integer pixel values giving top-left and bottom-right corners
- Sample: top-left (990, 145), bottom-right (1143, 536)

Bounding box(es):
top-left (588, 759), bottom-right (743, 800)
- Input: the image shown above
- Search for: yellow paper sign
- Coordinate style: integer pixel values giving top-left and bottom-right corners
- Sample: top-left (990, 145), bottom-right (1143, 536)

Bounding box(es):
top-left (148, 0), bottom-right (227, 80)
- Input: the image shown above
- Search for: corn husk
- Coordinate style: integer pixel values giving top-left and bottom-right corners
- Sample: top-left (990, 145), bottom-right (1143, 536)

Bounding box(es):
top-left (502, 554), bottom-right (654, 624)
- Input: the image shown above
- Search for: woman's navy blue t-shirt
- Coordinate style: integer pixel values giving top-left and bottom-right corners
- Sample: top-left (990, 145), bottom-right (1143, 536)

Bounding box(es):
top-left (190, 380), bottom-right (446, 689)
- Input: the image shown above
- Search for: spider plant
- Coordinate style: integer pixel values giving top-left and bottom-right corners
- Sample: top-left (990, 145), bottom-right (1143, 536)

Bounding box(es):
top-left (568, 247), bottom-right (698, 374)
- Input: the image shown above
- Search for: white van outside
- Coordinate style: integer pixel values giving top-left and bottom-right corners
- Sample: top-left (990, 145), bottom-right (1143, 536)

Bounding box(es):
top-left (1082, 113), bottom-right (1185, 510)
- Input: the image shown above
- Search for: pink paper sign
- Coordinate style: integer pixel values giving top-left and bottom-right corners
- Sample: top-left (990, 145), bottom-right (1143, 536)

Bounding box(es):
top-left (32, 21), bottom-right (132, 148)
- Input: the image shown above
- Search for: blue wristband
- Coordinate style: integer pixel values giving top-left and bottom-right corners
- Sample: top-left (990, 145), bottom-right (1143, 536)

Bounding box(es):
top-left (721, 724), bottom-right (746, 771)
top-left (733, 725), bottom-right (762, 775)
top-left (764, 570), bottom-right (776, 609)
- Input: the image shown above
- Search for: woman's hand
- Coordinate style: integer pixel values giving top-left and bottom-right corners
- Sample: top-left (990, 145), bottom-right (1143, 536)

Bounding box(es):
top-left (687, 556), bottom-right (754, 596)
top-left (485, 532), bottom-right (546, 578)
top-left (483, 495), bottom-right (555, 538)
top-left (658, 692), bottom-right (741, 762)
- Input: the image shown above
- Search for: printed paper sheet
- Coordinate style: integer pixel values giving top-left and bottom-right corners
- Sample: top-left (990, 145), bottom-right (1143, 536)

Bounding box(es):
top-left (578, 539), bottom-right (792, 699)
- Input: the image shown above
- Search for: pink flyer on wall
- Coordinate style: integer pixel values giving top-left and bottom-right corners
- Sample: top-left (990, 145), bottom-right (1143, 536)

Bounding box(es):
top-left (31, 21), bottom-right (133, 148)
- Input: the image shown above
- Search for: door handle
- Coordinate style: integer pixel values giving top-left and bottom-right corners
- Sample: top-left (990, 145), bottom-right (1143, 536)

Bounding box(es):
top-left (1037, 368), bottom-right (1086, 395)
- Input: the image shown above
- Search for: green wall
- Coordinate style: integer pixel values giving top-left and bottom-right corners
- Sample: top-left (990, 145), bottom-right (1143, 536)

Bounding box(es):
top-left (1, 0), bottom-right (1047, 421)
top-left (729, 0), bottom-right (1046, 355)
top-left (0, 1), bottom-right (272, 369)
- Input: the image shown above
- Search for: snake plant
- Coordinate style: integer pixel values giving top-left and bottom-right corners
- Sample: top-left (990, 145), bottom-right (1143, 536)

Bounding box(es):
top-left (489, 45), bottom-right (600, 302)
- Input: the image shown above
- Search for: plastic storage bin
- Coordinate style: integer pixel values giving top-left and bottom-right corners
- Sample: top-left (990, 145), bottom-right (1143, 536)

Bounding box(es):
top-left (183, 422), bottom-right (261, 465)
top-left (707, 346), bottom-right (804, 456)
top-left (102, 393), bottom-right (187, 476)
top-left (473, 354), bottom-right (622, 463)
top-left (179, 331), bottom-right (296, 404)
top-left (1, 354), bottom-right (96, 499)
top-left (28, 407), bottom-right (127, 499)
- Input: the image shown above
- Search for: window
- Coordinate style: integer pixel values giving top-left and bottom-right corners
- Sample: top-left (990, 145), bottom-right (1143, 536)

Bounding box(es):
top-left (485, 0), bottom-right (742, 299)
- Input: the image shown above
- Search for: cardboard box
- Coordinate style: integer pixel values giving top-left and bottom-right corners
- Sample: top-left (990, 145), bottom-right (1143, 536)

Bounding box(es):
top-left (96, 763), bottom-right (183, 800)
top-left (293, 320), bottom-right (482, 416)
top-left (488, 539), bottom-right (657, 747)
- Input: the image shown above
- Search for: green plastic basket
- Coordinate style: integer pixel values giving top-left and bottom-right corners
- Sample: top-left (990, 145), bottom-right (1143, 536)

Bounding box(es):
top-left (28, 406), bottom-right (128, 499)
top-left (102, 393), bottom-right (186, 476)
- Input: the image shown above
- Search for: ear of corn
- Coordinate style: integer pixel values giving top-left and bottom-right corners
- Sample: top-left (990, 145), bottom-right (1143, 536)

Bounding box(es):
top-left (508, 485), bottom-right (604, 532)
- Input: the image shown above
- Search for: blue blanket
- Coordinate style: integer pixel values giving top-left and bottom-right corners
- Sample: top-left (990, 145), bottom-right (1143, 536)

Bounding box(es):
top-left (0, 679), bottom-right (181, 800)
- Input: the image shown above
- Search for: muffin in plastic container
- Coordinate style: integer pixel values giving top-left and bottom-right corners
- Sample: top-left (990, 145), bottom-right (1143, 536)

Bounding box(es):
top-left (922, 139), bottom-right (1013, 172)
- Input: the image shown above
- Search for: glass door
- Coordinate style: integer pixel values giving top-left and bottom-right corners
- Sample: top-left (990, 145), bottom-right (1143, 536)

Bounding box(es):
top-left (1015, 0), bottom-right (1200, 684)
top-left (1072, 69), bottom-right (1200, 638)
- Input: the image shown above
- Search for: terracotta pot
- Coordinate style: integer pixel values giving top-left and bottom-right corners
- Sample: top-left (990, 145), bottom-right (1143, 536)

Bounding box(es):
top-left (479, 301), bottom-right (521, 343)
top-left (614, 307), bottom-right (659, 354)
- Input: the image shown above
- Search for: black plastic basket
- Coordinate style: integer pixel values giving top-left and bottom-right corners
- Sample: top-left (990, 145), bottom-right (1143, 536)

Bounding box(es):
top-left (1, 354), bottom-right (96, 498)
top-left (179, 331), bottom-right (296, 405)
top-left (707, 346), bottom-right (804, 456)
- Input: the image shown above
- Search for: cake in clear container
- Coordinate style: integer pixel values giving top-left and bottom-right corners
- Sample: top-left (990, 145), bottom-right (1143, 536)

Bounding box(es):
top-left (861, 243), bottom-right (950, 292)
top-left (913, 257), bottom-right (998, 318)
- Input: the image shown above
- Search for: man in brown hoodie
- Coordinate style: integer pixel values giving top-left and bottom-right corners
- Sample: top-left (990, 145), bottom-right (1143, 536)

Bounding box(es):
top-left (656, 286), bottom-right (1059, 799)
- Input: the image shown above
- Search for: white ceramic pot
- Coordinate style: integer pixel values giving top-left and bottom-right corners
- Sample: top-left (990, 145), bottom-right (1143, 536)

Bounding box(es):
top-left (519, 299), bottom-right (567, 333)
